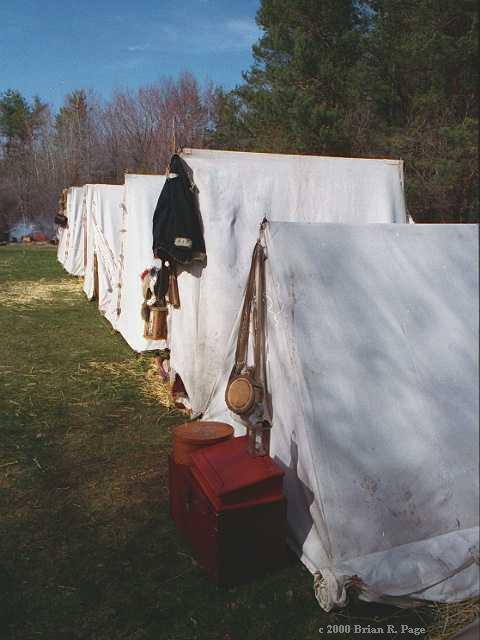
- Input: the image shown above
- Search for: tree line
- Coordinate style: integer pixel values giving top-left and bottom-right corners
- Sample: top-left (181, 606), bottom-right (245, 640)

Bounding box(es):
top-left (210, 0), bottom-right (478, 223)
top-left (0, 74), bottom-right (215, 233)
top-left (0, 0), bottom-right (478, 232)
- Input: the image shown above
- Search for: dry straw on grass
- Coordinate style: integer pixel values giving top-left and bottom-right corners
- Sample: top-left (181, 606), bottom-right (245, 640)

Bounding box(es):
top-left (87, 359), bottom-right (174, 408)
top-left (0, 279), bottom-right (82, 308)
top-left (427, 598), bottom-right (479, 639)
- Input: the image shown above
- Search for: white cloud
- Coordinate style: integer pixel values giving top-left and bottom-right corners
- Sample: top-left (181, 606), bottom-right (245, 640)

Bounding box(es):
top-left (127, 43), bottom-right (151, 52)
top-left (224, 18), bottom-right (262, 47)
top-left (123, 16), bottom-right (261, 57)
top-left (192, 17), bottom-right (261, 52)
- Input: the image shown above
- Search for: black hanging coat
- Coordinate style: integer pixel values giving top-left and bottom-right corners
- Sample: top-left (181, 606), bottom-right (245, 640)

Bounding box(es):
top-left (152, 155), bottom-right (206, 265)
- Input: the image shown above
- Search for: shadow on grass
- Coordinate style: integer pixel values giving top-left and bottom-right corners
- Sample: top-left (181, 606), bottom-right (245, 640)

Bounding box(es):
top-left (0, 398), bottom-right (436, 640)
top-left (0, 245), bottom-right (442, 640)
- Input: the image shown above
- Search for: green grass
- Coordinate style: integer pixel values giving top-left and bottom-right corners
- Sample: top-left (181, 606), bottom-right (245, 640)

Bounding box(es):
top-left (0, 245), bottom-right (474, 640)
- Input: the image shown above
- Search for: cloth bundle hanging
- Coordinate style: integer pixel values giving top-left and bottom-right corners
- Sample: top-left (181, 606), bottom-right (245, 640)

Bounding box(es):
top-left (152, 154), bottom-right (206, 265)
top-left (225, 240), bottom-right (269, 422)
top-left (147, 153), bottom-right (206, 335)
top-left (141, 262), bottom-right (180, 340)
top-left (54, 213), bottom-right (68, 227)
top-left (55, 188), bottom-right (68, 227)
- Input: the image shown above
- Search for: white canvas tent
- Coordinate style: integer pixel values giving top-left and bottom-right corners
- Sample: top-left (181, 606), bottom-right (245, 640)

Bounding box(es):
top-left (104, 174), bottom-right (166, 350)
top-left (204, 222), bottom-right (479, 610)
top-left (80, 185), bottom-right (95, 288)
top-left (57, 186), bottom-right (85, 276)
top-left (82, 184), bottom-right (124, 314)
top-left (169, 148), bottom-right (407, 416)
top-left (56, 193), bottom-right (70, 267)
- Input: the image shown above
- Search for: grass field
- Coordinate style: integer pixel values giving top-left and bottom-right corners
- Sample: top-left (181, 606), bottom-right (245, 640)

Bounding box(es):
top-left (0, 245), bottom-right (477, 640)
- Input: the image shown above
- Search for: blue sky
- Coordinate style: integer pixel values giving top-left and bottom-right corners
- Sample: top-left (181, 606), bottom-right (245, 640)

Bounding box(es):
top-left (0, 0), bottom-right (262, 111)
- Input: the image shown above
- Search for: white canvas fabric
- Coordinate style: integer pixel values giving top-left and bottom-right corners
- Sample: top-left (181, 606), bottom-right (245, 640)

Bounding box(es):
top-left (169, 149), bottom-right (407, 416)
top-left (104, 174), bottom-right (166, 351)
top-left (205, 222), bottom-right (479, 609)
top-left (82, 185), bottom-right (124, 314)
top-left (57, 188), bottom-right (72, 267)
top-left (82, 185), bottom-right (96, 297)
top-left (57, 186), bottom-right (85, 276)
top-left (56, 224), bottom-right (68, 265)
top-left (95, 185), bottom-right (124, 315)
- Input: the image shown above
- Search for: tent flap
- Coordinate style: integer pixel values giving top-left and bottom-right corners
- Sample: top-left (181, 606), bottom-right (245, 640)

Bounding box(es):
top-left (170, 148), bottom-right (407, 415)
top-left (262, 222), bottom-right (478, 609)
top-left (104, 174), bottom-right (166, 351)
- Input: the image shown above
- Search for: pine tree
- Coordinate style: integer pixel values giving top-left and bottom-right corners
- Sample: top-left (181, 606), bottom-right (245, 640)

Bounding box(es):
top-left (232, 0), bottom-right (367, 154)
top-left (212, 0), bottom-right (478, 222)
top-left (364, 0), bottom-right (479, 221)
top-left (0, 90), bottom-right (47, 152)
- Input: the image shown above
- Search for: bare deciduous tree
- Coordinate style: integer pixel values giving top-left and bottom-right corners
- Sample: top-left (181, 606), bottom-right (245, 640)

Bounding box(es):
top-left (0, 74), bottom-right (218, 234)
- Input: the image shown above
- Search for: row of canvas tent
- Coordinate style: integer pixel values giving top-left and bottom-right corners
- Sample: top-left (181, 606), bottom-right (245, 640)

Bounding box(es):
top-left (57, 149), bottom-right (479, 612)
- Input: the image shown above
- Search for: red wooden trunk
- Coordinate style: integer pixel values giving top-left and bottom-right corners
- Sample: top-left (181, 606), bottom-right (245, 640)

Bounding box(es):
top-left (169, 422), bottom-right (233, 539)
top-left (168, 456), bottom-right (191, 538)
top-left (187, 436), bottom-right (287, 586)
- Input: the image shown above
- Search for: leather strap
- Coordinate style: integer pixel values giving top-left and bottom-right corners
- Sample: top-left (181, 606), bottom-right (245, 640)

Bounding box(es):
top-left (231, 242), bottom-right (263, 378)
top-left (229, 240), bottom-right (269, 420)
